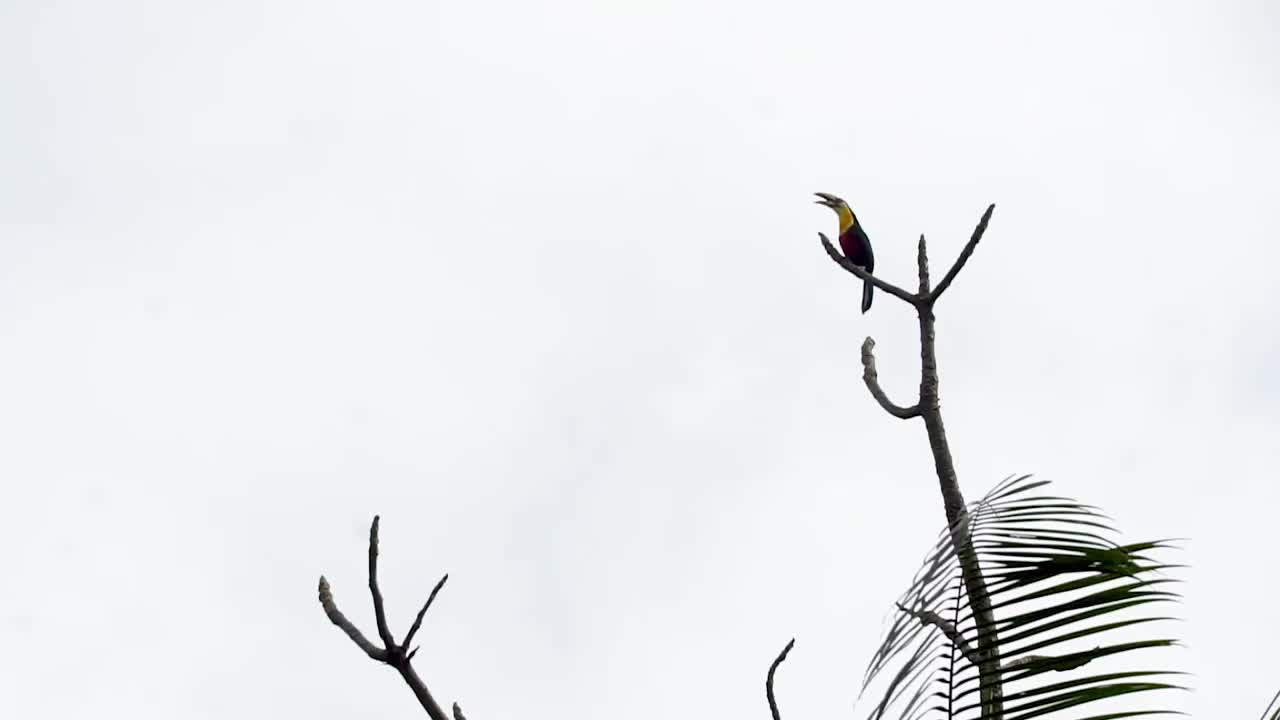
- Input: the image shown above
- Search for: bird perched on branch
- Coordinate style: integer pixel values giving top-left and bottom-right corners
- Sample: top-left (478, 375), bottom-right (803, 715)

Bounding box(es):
top-left (814, 192), bottom-right (875, 313)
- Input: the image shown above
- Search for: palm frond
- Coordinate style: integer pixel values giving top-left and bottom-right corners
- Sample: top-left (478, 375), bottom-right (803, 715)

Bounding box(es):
top-left (858, 475), bottom-right (1186, 720)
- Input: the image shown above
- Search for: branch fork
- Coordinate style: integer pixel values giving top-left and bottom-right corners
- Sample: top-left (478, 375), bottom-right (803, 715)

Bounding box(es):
top-left (318, 516), bottom-right (459, 720)
top-left (818, 204), bottom-right (995, 309)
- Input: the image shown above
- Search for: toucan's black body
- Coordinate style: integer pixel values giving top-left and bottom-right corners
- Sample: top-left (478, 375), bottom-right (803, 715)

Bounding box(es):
top-left (840, 223), bottom-right (875, 312)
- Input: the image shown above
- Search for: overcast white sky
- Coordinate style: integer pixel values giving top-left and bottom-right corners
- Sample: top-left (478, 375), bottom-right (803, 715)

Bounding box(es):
top-left (2, 1), bottom-right (1278, 718)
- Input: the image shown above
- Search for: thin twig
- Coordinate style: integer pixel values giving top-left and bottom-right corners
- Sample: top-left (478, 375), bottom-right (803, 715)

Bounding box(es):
top-left (916, 235), bottom-right (931, 294)
top-left (318, 576), bottom-right (386, 661)
top-left (861, 338), bottom-right (921, 419)
top-left (369, 516), bottom-right (397, 648)
top-left (402, 573), bottom-right (450, 653)
top-left (819, 233), bottom-right (921, 306)
top-left (453, 703), bottom-right (468, 720)
top-left (929, 204), bottom-right (995, 302)
top-left (766, 638), bottom-right (795, 720)
top-left (895, 602), bottom-right (977, 666)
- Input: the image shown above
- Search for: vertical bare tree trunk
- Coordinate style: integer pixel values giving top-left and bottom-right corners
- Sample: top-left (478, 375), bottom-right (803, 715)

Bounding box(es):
top-left (822, 206), bottom-right (1002, 718)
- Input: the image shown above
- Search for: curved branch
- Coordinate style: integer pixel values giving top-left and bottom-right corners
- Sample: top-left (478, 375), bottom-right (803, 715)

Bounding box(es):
top-left (819, 233), bottom-right (921, 306)
top-left (861, 338), bottom-right (920, 419)
top-left (929, 204), bottom-right (995, 302)
top-left (766, 638), bottom-right (795, 720)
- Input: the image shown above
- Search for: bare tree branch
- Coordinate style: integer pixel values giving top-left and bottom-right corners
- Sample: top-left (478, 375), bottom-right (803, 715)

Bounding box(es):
top-left (319, 517), bottom-right (456, 720)
top-left (402, 573), bottom-right (449, 653)
top-left (396, 662), bottom-right (453, 720)
top-left (861, 338), bottom-right (920, 419)
top-left (916, 234), bottom-right (931, 294)
top-left (929, 204), bottom-right (996, 302)
top-left (819, 233), bottom-right (921, 306)
top-left (318, 576), bottom-right (386, 661)
top-left (895, 602), bottom-right (977, 666)
top-left (369, 516), bottom-right (397, 649)
top-left (453, 702), bottom-right (468, 720)
top-left (766, 638), bottom-right (795, 720)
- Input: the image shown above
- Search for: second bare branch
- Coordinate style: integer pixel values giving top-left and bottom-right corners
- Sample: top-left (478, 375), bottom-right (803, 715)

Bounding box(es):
top-left (929, 204), bottom-right (996, 302)
top-left (766, 638), bottom-right (796, 720)
top-left (861, 338), bottom-right (921, 419)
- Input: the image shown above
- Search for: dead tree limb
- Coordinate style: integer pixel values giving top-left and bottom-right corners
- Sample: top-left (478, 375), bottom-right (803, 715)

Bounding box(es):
top-left (766, 638), bottom-right (795, 720)
top-left (318, 516), bottom-right (456, 720)
top-left (929, 204), bottom-right (996, 303)
top-left (894, 602), bottom-right (977, 666)
top-left (820, 233), bottom-right (919, 306)
top-left (820, 204), bottom-right (1003, 719)
top-left (861, 338), bottom-right (920, 419)
top-left (403, 574), bottom-right (450, 657)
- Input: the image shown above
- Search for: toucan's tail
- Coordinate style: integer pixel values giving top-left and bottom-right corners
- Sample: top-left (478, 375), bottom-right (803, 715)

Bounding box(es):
top-left (861, 279), bottom-right (874, 314)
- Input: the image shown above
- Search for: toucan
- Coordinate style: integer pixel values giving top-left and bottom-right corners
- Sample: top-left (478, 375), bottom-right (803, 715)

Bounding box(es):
top-left (815, 192), bottom-right (875, 313)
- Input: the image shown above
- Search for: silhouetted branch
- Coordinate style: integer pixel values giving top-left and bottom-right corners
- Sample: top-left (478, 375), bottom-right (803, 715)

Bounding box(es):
top-left (369, 517), bottom-right (396, 648)
top-left (895, 602), bottom-right (976, 666)
top-left (318, 576), bottom-right (386, 661)
top-left (861, 338), bottom-right (920, 419)
top-left (319, 516), bottom-right (456, 720)
top-left (929, 204), bottom-right (995, 302)
top-left (766, 638), bottom-right (795, 720)
top-left (916, 235), bottom-right (931, 294)
top-left (819, 233), bottom-right (920, 305)
top-left (402, 573), bottom-right (450, 654)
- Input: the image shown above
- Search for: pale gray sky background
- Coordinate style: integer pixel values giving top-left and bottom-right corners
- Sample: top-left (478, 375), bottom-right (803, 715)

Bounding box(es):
top-left (2, 1), bottom-right (1278, 718)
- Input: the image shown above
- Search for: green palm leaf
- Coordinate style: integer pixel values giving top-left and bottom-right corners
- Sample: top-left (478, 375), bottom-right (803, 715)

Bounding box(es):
top-left (858, 475), bottom-right (1186, 720)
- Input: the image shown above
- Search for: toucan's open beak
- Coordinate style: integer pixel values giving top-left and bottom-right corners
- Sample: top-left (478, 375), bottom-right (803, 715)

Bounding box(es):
top-left (814, 191), bottom-right (841, 208)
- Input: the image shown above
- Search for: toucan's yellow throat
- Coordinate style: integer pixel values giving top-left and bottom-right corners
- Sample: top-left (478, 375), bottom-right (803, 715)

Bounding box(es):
top-left (814, 192), bottom-right (856, 234)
